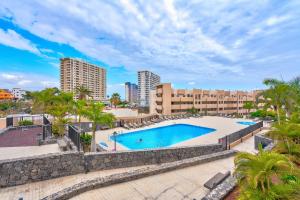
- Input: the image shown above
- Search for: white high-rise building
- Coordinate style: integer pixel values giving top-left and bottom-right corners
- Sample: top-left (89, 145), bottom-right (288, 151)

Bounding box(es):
top-left (125, 82), bottom-right (138, 104)
top-left (138, 71), bottom-right (160, 107)
top-left (11, 88), bottom-right (26, 99)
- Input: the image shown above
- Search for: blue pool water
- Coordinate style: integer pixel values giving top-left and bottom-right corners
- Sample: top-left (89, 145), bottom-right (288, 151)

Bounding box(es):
top-left (111, 124), bottom-right (216, 150)
top-left (237, 121), bottom-right (256, 126)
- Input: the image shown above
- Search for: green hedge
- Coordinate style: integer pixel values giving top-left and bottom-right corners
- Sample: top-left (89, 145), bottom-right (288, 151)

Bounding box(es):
top-left (18, 120), bottom-right (34, 126)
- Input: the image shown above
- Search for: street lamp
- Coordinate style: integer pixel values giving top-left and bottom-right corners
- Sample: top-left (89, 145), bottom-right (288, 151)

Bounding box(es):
top-left (112, 131), bottom-right (118, 151)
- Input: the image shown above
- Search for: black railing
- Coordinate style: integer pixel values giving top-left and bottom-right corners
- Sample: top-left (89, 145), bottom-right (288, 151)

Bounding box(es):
top-left (68, 125), bottom-right (81, 151)
top-left (42, 116), bottom-right (52, 140)
top-left (219, 121), bottom-right (263, 150)
top-left (6, 117), bottom-right (13, 127)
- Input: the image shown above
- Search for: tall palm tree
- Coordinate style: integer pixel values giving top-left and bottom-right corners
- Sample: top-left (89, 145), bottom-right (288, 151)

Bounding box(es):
top-left (262, 79), bottom-right (290, 124)
top-left (110, 93), bottom-right (121, 108)
top-left (243, 101), bottom-right (255, 116)
top-left (76, 85), bottom-right (92, 100)
top-left (73, 99), bottom-right (87, 123)
top-left (234, 146), bottom-right (300, 199)
top-left (83, 101), bottom-right (116, 151)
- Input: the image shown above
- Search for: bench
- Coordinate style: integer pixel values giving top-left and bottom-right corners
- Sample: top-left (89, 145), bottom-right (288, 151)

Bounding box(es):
top-left (57, 139), bottom-right (68, 151)
top-left (204, 171), bottom-right (231, 190)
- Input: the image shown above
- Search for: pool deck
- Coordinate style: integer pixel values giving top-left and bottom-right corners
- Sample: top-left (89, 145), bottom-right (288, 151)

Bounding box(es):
top-left (96, 116), bottom-right (256, 151)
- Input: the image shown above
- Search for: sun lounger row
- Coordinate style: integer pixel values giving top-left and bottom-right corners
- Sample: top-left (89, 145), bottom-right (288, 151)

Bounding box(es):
top-left (122, 113), bottom-right (203, 129)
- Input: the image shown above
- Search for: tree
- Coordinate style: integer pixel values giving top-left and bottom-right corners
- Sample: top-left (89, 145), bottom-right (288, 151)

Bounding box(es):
top-left (76, 85), bottom-right (92, 100)
top-left (73, 99), bottom-right (87, 123)
top-left (83, 101), bottom-right (116, 152)
top-left (187, 106), bottom-right (198, 114)
top-left (110, 93), bottom-right (121, 108)
top-left (234, 146), bottom-right (300, 199)
top-left (262, 79), bottom-right (290, 124)
top-left (243, 101), bottom-right (255, 116)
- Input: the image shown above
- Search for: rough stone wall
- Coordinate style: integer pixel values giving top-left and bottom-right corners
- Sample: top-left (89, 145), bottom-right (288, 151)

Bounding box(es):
top-left (254, 134), bottom-right (273, 150)
top-left (85, 144), bottom-right (224, 171)
top-left (0, 144), bottom-right (224, 188)
top-left (0, 152), bottom-right (85, 187)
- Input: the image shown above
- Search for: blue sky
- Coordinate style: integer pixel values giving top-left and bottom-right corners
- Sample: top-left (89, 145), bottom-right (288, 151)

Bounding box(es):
top-left (0, 0), bottom-right (300, 98)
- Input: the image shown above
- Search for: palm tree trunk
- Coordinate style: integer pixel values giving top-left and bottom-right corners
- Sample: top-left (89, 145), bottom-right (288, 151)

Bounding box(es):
top-left (276, 106), bottom-right (281, 124)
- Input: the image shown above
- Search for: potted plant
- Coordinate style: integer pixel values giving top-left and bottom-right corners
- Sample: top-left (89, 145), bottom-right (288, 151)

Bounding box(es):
top-left (80, 133), bottom-right (92, 152)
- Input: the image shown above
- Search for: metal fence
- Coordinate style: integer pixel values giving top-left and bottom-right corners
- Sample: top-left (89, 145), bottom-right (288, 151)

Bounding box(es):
top-left (68, 124), bottom-right (81, 151)
top-left (219, 121), bottom-right (263, 150)
top-left (42, 116), bottom-right (52, 140)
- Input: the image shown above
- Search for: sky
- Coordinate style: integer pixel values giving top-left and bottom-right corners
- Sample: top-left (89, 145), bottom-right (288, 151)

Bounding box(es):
top-left (0, 0), bottom-right (300, 98)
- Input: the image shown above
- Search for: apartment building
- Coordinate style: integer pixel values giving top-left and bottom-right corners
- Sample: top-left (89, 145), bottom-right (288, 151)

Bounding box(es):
top-left (60, 58), bottom-right (106, 101)
top-left (125, 82), bottom-right (138, 104)
top-left (150, 83), bottom-right (261, 115)
top-left (11, 88), bottom-right (26, 99)
top-left (138, 71), bottom-right (160, 107)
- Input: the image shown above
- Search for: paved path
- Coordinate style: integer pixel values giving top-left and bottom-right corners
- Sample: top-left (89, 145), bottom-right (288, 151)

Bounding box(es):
top-left (70, 157), bottom-right (235, 200)
top-left (0, 144), bottom-right (61, 160)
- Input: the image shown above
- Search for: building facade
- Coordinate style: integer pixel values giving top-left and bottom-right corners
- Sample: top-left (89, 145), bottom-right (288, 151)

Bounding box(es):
top-left (125, 82), bottom-right (138, 104)
top-left (0, 89), bottom-right (13, 100)
top-left (150, 83), bottom-right (260, 115)
top-left (138, 71), bottom-right (160, 107)
top-left (11, 88), bottom-right (26, 99)
top-left (60, 58), bottom-right (106, 101)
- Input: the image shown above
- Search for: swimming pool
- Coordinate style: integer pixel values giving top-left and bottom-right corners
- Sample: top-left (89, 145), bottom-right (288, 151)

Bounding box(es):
top-left (111, 124), bottom-right (216, 150)
top-left (237, 121), bottom-right (256, 126)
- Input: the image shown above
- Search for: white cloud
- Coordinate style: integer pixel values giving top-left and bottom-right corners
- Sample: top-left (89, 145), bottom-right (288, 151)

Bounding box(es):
top-left (266, 15), bottom-right (290, 26)
top-left (0, 0), bottom-right (299, 88)
top-left (188, 81), bottom-right (195, 85)
top-left (0, 72), bottom-right (59, 90)
top-left (0, 28), bottom-right (40, 54)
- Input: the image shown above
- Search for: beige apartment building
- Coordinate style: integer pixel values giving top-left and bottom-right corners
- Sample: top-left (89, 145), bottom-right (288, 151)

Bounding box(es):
top-left (60, 58), bottom-right (106, 100)
top-left (150, 83), bottom-right (261, 115)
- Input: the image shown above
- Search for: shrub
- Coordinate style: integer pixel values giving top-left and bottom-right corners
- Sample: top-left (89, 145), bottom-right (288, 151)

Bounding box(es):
top-left (80, 134), bottom-right (92, 145)
top-left (250, 109), bottom-right (275, 119)
top-left (18, 120), bottom-right (33, 126)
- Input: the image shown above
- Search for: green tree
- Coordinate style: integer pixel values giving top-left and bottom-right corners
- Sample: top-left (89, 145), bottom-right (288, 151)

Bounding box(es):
top-left (187, 106), bottom-right (198, 114)
top-left (110, 93), bottom-right (121, 108)
top-left (73, 99), bottom-right (87, 123)
top-left (234, 146), bottom-right (300, 200)
top-left (76, 85), bottom-right (92, 100)
top-left (83, 101), bottom-right (116, 152)
top-left (243, 101), bottom-right (255, 116)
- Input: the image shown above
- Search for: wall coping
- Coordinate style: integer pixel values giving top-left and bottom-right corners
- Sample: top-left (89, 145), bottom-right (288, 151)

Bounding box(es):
top-left (85, 143), bottom-right (223, 155)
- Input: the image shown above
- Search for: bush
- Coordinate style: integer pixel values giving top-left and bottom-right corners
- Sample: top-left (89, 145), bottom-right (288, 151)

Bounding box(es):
top-left (18, 120), bottom-right (33, 126)
top-left (80, 134), bottom-right (92, 145)
top-left (250, 109), bottom-right (275, 119)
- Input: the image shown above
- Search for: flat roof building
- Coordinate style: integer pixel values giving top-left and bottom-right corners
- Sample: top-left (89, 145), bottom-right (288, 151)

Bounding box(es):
top-left (60, 58), bottom-right (106, 101)
top-left (150, 83), bottom-right (261, 115)
top-left (138, 71), bottom-right (160, 107)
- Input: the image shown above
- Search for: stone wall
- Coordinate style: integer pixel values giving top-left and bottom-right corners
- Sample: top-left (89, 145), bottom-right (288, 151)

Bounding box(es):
top-left (85, 144), bottom-right (224, 171)
top-left (0, 144), bottom-right (224, 188)
top-left (254, 134), bottom-right (273, 150)
top-left (0, 152), bottom-right (85, 187)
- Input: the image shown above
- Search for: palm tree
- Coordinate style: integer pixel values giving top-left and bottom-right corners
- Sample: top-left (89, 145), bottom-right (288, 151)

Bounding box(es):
top-left (83, 101), bottom-right (116, 152)
top-left (243, 101), bottom-right (255, 117)
top-left (73, 99), bottom-right (87, 123)
top-left (262, 79), bottom-right (290, 124)
top-left (110, 93), bottom-right (121, 108)
top-left (76, 85), bottom-right (92, 100)
top-left (234, 146), bottom-right (300, 199)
